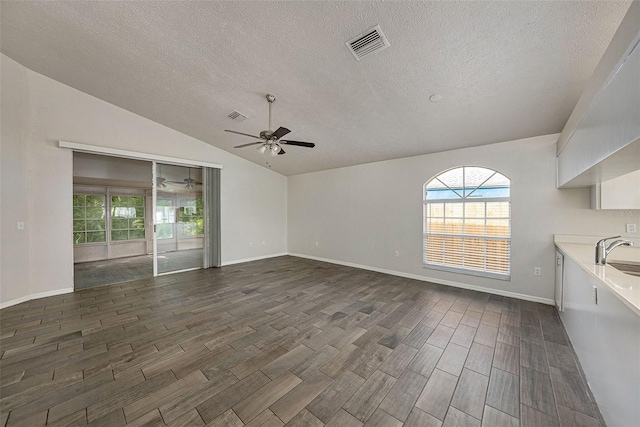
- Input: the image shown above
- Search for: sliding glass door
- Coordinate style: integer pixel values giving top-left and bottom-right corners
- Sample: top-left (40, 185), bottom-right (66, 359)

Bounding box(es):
top-left (153, 162), bottom-right (205, 275)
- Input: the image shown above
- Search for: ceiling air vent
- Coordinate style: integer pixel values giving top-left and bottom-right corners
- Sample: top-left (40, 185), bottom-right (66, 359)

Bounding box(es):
top-left (227, 110), bottom-right (247, 122)
top-left (346, 25), bottom-right (390, 60)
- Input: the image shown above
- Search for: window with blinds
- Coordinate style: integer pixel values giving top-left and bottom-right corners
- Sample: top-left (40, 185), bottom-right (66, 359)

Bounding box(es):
top-left (423, 166), bottom-right (511, 280)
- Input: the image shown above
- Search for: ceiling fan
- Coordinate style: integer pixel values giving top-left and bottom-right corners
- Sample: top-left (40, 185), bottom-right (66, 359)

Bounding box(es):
top-left (225, 94), bottom-right (315, 156)
top-left (158, 168), bottom-right (201, 189)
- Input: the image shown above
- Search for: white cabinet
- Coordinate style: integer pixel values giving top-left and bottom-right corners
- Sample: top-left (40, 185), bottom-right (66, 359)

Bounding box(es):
top-left (555, 251), bottom-right (564, 311)
top-left (591, 169), bottom-right (640, 209)
top-left (559, 253), bottom-right (640, 427)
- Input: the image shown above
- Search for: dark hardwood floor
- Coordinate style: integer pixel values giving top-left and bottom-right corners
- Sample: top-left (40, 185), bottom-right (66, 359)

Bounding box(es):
top-left (0, 256), bottom-right (603, 426)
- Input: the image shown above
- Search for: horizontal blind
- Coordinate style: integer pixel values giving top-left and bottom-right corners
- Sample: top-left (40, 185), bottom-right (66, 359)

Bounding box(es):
top-left (424, 199), bottom-right (511, 276)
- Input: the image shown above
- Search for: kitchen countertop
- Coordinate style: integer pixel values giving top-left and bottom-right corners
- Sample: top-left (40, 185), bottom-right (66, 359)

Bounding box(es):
top-left (555, 235), bottom-right (640, 316)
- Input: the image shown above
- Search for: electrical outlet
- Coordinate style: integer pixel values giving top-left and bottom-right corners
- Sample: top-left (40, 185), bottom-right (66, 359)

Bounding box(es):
top-left (626, 223), bottom-right (637, 233)
top-left (315, 241), bottom-right (319, 247)
top-left (592, 285), bottom-right (598, 305)
top-left (534, 267), bottom-right (541, 276)
top-left (17, 222), bottom-right (24, 230)
top-left (249, 241), bottom-right (253, 247)
top-left (394, 250), bottom-right (400, 258)
top-left (262, 241), bottom-right (266, 246)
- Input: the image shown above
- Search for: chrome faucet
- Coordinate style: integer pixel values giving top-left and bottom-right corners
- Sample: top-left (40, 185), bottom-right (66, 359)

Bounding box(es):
top-left (595, 236), bottom-right (634, 265)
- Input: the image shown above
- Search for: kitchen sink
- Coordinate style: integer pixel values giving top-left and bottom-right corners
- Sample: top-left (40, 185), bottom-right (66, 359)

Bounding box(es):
top-left (608, 260), bottom-right (640, 277)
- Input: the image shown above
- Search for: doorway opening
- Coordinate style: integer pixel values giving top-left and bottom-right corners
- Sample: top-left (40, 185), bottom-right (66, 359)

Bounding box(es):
top-left (72, 153), bottom-right (215, 290)
top-left (73, 153), bottom-right (154, 289)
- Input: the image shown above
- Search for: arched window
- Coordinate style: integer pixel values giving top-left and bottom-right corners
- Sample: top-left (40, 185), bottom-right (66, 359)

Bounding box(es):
top-left (424, 166), bottom-right (511, 280)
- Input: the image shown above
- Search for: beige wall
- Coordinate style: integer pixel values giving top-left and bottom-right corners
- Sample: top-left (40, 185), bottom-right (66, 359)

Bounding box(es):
top-left (288, 134), bottom-right (639, 302)
top-left (1, 54), bottom-right (287, 306)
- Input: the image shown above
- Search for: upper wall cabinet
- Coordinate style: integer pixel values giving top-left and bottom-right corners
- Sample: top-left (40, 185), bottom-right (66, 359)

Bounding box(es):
top-left (556, 2), bottom-right (640, 188)
top-left (591, 170), bottom-right (640, 210)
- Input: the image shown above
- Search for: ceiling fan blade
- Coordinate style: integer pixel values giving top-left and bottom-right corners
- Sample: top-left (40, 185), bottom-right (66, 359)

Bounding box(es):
top-left (234, 141), bottom-right (264, 148)
top-left (278, 148), bottom-right (286, 155)
top-left (225, 129), bottom-right (262, 139)
top-left (280, 140), bottom-right (315, 148)
top-left (272, 127), bottom-right (291, 140)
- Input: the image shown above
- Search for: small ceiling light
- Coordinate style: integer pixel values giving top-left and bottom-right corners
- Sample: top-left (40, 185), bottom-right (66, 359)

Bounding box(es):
top-left (429, 94), bottom-right (442, 102)
top-left (257, 144), bottom-right (267, 154)
top-left (270, 144), bottom-right (281, 157)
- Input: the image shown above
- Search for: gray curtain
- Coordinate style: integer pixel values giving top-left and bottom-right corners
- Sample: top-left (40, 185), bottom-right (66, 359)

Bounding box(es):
top-left (204, 167), bottom-right (221, 268)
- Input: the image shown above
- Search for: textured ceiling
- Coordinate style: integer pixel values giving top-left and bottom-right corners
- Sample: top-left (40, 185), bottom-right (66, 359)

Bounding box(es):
top-left (0, 1), bottom-right (630, 175)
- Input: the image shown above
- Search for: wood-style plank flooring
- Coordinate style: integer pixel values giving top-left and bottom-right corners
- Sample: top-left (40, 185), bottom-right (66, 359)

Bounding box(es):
top-left (74, 249), bottom-right (204, 290)
top-left (0, 256), bottom-right (604, 426)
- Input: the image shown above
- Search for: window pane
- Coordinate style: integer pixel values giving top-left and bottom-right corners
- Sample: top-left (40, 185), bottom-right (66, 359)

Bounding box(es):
top-left (463, 238), bottom-right (486, 269)
top-left (112, 218), bottom-right (128, 229)
top-left (111, 230), bottom-right (128, 241)
top-left (73, 195), bottom-right (86, 207)
top-left (86, 195), bottom-right (105, 207)
top-left (427, 218), bottom-right (444, 233)
top-left (111, 196), bottom-right (130, 207)
top-left (444, 203), bottom-right (463, 218)
top-left (465, 202), bottom-right (484, 218)
top-left (156, 223), bottom-right (173, 239)
top-left (135, 207), bottom-right (145, 218)
top-left (487, 219), bottom-right (509, 237)
top-left (425, 235), bottom-right (444, 264)
top-left (464, 167), bottom-right (495, 195)
top-left (129, 229), bottom-right (145, 240)
top-left (486, 239), bottom-right (510, 259)
top-left (73, 232), bottom-right (85, 244)
top-left (86, 220), bottom-right (105, 231)
top-left (428, 203), bottom-right (444, 217)
top-left (73, 220), bottom-right (86, 232)
top-left (437, 168), bottom-right (464, 189)
top-left (130, 196), bottom-right (144, 207)
top-left (426, 188), bottom-right (462, 200)
top-left (73, 207), bottom-right (85, 219)
top-left (464, 219), bottom-right (485, 235)
top-left (87, 231), bottom-right (106, 243)
top-left (487, 202), bottom-right (509, 218)
top-left (443, 237), bottom-right (464, 266)
top-left (483, 173), bottom-right (510, 197)
top-left (129, 218), bottom-right (145, 229)
top-left (86, 207), bottom-right (105, 219)
top-left (444, 218), bottom-right (463, 234)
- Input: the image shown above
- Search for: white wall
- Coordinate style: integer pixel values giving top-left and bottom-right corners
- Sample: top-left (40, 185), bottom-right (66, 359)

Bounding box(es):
top-left (0, 54), bottom-right (287, 307)
top-left (288, 134), bottom-right (639, 302)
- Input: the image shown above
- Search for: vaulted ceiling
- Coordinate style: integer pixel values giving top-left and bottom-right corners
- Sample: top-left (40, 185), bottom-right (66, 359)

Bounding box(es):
top-left (1, 1), bottom-right (630, 175)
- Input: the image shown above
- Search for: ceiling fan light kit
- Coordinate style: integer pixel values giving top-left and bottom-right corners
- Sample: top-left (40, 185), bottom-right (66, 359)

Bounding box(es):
top-left (225, 94), bottom-right (316, 158)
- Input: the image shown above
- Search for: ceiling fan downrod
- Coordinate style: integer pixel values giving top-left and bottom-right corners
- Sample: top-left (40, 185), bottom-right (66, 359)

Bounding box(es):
top-left (266, 94), bottom-right (275, 133)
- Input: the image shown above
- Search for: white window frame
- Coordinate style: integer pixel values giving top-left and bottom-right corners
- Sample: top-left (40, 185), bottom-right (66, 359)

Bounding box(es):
top-left (423, 167), bottom-right (511, 281)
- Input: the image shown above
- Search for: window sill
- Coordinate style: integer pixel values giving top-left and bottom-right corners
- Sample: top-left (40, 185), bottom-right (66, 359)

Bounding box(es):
top-left (424, 263), bottom-right (511, 281)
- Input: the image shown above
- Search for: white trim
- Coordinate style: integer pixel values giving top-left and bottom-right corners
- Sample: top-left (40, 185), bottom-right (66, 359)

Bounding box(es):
top-left (59, 141), bottom-right (223, 169)
top-left (157, 267), bottom-right (202, 276)
top-left (423, 263), bottom-right (511, 281)
top-left (221, 252), bottom-right (288, 266)
top-left (288, 253), bottom-right (555, 306)
top-left (0, 288), bottom-right (74, 310)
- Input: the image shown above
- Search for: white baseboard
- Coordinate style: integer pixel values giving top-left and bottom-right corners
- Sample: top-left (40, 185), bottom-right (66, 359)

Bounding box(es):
top-left (0, 287), bottom-right (74, 310)
top-left (288, 253), bottom-right (555, 306)
top-left (221, 252), bottom-right (288, 266)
